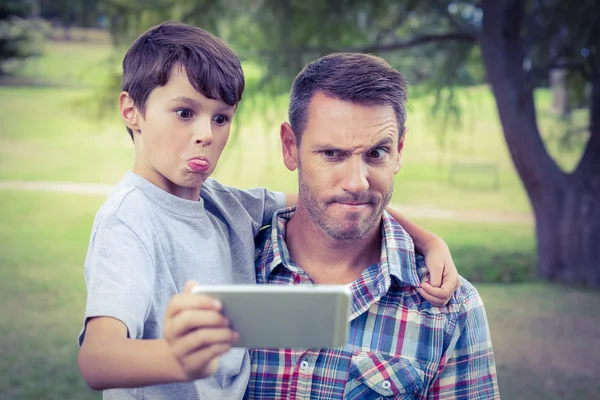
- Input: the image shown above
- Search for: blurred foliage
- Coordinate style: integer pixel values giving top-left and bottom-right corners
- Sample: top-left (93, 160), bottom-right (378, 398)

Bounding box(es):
top-left (0, 0), bottom-right (45, 74)
top-left (80, 0), bottom-right (598, 149)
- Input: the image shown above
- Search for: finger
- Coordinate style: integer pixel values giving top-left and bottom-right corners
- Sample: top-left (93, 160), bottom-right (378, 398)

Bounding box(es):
top-left (419, 282), bottom-right (453, 301)
top-left (440, 272), bottom-right (461, 293)
top-left (174, 327), bottom-right (239, 357)
top-left (416, 287), bottom-right (449, 306)
top-left (183, 343), bottom-right (233, 378)
top-left (440, 264), bottom-right (460, 290)
top-left (184, 280), bottom-right (199, 293)
top-left (424, 257), bottom-right (443, 288)
top-left (166, 293), bottom-right (222, 320)
top-left (428, 270), bottom-right (442, 288)
top-left (171, 309), bottom-right (230, 338)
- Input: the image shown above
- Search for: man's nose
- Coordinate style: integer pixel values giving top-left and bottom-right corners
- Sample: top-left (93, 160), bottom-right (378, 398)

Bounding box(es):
top-left (341, 157), bottom-right (369, 194)
top-left (192, 117), bottom-right (213, 146)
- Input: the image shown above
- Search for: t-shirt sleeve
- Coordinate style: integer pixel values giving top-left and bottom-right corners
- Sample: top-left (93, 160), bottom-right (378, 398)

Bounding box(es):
top-left (78, 214), bottom-right (155, 346)
top-left (224, 186), bottom-right (287, 229)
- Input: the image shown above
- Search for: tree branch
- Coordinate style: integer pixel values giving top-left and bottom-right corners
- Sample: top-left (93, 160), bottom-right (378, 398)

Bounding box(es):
top-left (347, 32), bottom-right (476, 53)
top-left (245, 31), bottom-right (477, 58)
top-left (574, 53), bottom-right (600, 180)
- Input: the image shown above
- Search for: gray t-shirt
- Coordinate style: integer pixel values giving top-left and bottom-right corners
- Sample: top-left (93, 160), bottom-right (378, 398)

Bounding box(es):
top-left (79, 172), bottom-right (286, 399)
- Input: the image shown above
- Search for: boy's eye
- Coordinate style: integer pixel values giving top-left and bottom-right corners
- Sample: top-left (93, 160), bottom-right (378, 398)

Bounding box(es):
top-left (176, 109), bottom-right (193, 119)
top-left (213, 115), bottom-right (229, 126)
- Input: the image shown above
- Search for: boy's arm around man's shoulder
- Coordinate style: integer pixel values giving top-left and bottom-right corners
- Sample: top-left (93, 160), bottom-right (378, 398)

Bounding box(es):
top-left (427, 280), bottom-right (500, 399)
top-left (211, 181), bottom-right (289, 234)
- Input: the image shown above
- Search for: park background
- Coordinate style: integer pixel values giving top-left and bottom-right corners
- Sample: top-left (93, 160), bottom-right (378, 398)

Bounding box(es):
top-left (1, 1), bottom-right (599, 399)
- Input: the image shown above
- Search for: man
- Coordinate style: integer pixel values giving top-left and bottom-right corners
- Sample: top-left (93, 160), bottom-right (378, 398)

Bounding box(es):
top-left (246, 53), bottom-right (499, 399)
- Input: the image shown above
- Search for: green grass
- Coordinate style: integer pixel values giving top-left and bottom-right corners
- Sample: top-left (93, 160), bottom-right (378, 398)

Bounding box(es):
top-left (1, 191), bottom-right (598, 399)
top-left (2, 36), bottom-right (116, 87)
top-left (0, 191), bottom-right (103, 400)
top-left (414, 219), bottom-right (536, 283)
top-left (483, 283), bottom-right (600, 400)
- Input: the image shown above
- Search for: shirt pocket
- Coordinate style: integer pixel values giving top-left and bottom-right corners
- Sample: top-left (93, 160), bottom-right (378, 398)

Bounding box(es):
top-left (344, 351), bottom-right (425, 400)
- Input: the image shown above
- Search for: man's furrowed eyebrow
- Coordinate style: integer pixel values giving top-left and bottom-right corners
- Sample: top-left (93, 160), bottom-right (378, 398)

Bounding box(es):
top-left (312, 137), bottom-right (395, 152)
top-left (371, 136), bottom-right (394, 149)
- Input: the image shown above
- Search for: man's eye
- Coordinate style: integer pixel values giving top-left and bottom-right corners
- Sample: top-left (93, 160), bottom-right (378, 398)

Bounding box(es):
top-left (213, 115), bottom-right (229, 126)
top-left (176, 109), bottom-right (193, 119)
top-left (323, 150), bottom-right (339, 158)
top-left (368, 148), bottom-right (387, 159)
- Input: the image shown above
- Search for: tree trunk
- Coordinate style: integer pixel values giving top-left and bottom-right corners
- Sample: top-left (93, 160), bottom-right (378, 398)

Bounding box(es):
top-left (480, 0), bottom-right (600, 287)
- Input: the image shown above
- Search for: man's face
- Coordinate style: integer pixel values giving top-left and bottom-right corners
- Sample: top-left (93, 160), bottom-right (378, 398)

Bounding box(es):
top-left (283, 91), bottom-right (404, 240)
top-left (121, 67), bottom-right (234, 200)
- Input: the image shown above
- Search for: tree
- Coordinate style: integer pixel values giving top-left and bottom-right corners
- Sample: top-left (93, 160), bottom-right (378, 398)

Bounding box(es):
top-left (100, 0), bottom-right (600, 286)
top-left (244, 0), bottom-right (600, 286)
top-left (0, 0), bottom-right (37, 75)
top-left (479, 0), bottom-right (599, 286)
top-left (228, 0), bottom-right (600, 286)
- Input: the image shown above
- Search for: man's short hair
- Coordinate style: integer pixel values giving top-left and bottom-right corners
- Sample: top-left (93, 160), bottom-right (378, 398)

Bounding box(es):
top-left (289, 52), bottom-right (408, 142)
top-left (121, 21), bottom-right (245, 140)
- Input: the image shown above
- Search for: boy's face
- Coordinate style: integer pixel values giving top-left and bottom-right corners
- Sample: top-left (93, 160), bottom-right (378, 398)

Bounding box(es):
top-left (121, 67), bottom-right (235, 200)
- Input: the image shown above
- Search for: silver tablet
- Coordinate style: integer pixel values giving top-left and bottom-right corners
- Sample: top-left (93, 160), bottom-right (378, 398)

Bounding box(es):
top-left (191, 284), bottom-right (351, 349)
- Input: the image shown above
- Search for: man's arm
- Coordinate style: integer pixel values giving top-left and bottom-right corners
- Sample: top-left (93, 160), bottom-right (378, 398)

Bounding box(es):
top-left (79, 284), bottom-right (238, 390)
top-left (428, 288), bottom-right (500, 399)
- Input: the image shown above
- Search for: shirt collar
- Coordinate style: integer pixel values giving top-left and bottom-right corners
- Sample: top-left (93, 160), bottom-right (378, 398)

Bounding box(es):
top-left (258, 207), bottom-right (422, 289)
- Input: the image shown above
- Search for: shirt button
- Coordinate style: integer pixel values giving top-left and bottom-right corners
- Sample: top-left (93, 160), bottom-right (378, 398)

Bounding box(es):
top-left (381, 380), bottom-right (391, 390)
top-left (300, 361), bottom-right (309, 370)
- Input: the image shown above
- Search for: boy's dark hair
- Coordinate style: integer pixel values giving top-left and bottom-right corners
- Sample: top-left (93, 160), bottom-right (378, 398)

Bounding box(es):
top-left (122, 21), bottom-right (245, 140)
top-left (289, 52), bottom-right (408, 142)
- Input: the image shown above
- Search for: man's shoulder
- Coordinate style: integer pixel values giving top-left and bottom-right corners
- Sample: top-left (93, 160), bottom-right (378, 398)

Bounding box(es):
top-left (452, 276), bottom-right (486, 312)
top-left (254, 225), bottom-right (272, 257)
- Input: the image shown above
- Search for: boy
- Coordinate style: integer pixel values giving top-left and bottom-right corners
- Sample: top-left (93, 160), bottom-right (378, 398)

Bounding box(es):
top-left (78, 21), bottom-right (458, 399)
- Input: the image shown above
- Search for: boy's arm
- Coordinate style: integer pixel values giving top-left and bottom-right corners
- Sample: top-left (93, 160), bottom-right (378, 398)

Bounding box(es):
top-left (385, 206), bottom-right (460, 305)
top-left (79, 283), bottom-right (238, 390)
top-left (284, 193), bottom-right (298, 207)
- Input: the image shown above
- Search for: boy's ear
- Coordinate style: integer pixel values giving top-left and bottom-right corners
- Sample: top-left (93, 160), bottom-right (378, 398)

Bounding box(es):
top-left (120, 91), bottom-right (140, 132)
top-left (281, 122), bottom-right (298, 171)
top-left (395, 127), bottom-right (408, 174)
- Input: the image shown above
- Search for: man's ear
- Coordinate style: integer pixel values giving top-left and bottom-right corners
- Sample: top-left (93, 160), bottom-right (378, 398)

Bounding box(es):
top-left (120, 91), bottom-right (141, 133)
top-left (281, 122), bottom-right (299, 171)
top-left (395, 127), bottom-right (408, 174)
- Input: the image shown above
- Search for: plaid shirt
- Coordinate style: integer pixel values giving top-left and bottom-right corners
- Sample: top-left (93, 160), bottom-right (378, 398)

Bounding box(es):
top-left (246, 208), bottom-right (499, 399)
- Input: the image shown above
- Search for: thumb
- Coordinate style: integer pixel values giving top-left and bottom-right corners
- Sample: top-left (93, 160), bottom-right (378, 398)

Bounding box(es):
top-left (184, 280), bottom-right (199, 293)
top-left (425, 255), bottom-right (443, 288)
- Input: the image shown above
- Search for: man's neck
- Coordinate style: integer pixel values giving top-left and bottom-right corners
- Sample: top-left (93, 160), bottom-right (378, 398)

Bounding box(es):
top-left (285, 206), bottom-right (382, 285)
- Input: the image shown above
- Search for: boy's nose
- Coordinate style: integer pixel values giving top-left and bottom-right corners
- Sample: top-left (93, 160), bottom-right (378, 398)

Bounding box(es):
top-left (193, 118), bottom-right (213, 145)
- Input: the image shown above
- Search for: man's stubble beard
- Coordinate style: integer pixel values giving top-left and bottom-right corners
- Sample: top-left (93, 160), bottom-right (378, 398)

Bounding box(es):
top-left (297, 161), bottom-right (394, 241)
